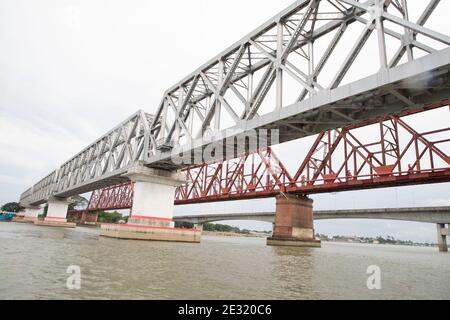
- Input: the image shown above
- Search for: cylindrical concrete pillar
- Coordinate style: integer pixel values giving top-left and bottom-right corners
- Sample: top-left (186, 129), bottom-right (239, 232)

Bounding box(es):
top-left (194, 223), bottom-right (204, 232)
top-left (437, 223), bottom-right (448, 252)
top-left (267, 194), bottom-right (321, 247)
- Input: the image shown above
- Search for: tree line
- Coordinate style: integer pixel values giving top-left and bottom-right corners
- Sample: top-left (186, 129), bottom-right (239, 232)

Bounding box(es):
top-left (175, 221), bottom-right (251, 234)
top-left (1, 202), bottom-right (22, 213)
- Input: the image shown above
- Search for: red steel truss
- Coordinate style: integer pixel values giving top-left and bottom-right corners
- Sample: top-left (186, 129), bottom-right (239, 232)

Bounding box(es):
top-left (85, 182), bottom-right (134, 212)
top-left (81, 101), bottom-right (450, 210)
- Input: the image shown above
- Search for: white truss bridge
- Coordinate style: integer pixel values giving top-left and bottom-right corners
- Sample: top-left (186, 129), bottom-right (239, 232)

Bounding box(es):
top-left (20, 0), bottom-right (450, 206)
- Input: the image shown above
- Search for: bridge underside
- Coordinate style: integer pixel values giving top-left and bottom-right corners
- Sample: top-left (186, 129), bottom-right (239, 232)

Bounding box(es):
top-left (173, 207), bottom-right (450, 225)
top-left (58, 100), bottom-right (449, 213)
top-left (23, 52), bottom-right (450, 205)
top-left (151, 51), bottom-right (450, 169)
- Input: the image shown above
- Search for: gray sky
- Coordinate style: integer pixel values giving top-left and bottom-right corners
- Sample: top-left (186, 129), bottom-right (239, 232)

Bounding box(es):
top-left (1, 0), bottom-right (449, 243)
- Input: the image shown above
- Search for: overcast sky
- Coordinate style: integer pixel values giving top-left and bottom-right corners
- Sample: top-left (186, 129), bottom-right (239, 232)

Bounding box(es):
top-left (1, 0), bottom-right (449, 243)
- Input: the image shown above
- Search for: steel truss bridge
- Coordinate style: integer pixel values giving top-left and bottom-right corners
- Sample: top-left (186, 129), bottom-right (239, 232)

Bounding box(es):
top-left (67, 102), bottom-right (450, 213)
top-left (20, 0), bottom-right (450, 207)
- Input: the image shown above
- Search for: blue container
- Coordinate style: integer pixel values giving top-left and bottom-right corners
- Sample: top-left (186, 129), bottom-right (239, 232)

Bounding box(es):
top-left (0, 213), bottom-right (16, 221)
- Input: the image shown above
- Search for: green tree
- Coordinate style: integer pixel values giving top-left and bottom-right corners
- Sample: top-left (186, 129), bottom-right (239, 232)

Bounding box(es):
top-left (175, 222), bottom-right (194, 229)
top-left (97, 211), bottom-right (124, 223)
top-left (68, 195), bottom-right (88, 211)
top-left (175, 221), bottom-right (251, 234)
top-left (39, 204), bottom-right (49, 219)
top-left (1, 202), bottom-right (23, 213)
top-left (203, 223), bottom-right (245, 233)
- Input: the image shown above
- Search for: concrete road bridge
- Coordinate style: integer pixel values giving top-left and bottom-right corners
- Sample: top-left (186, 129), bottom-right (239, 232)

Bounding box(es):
top-left (173, 207), bottom-right (450, 252)
top-left (174, 207), bottom-right (450, 225)
top-left (17, 0), bottom-right (450, 250)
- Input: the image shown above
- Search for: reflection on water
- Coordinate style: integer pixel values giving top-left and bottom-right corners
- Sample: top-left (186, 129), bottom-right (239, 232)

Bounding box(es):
top-left (0, 222), bottom-right (449, 300)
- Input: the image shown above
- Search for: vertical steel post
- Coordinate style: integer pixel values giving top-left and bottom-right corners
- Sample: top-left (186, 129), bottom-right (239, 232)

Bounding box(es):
top-left (276, 21), bottom-right (284, 111)
top-left (375, 0), bottom-right (388, 68)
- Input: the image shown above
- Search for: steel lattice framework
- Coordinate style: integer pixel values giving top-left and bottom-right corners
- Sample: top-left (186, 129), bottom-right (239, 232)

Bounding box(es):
top-left (147, 0), bottom-right (450, 167)
top-left (20, 111), bottom-right (153, 205)
top-left (78, 101), bottom-right (449, 211)
top-left (176, 101), bottom-right (450, 203)
top-left (86, 182), bottom-right (134, 212)
top-left (20, 0), bottom-right (450, 206)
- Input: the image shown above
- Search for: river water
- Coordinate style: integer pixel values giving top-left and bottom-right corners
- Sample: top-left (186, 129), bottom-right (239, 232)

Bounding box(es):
top-left (0, 222), bottom-right (449, 300)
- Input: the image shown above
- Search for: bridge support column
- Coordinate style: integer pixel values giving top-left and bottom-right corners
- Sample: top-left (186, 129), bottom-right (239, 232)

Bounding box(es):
top-left (35, 196), bottom-right (75, 228)
top-left (81, 211), bottom-right (99, 226)
top-left (267, 194), bottom-right (321, 248)
top-left (22, 207), bottom-right (42, 223)
top-left (437, 224), bottom-right (448, 253)
top-left (100, 165), bottom-right (201, 243)
top-left (193, 223), bottom-right (204, 232)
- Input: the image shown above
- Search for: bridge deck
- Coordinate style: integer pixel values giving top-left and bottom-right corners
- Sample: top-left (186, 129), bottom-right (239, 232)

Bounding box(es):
top-left (174, 207), bottom-right (450, 224)
top-left (152, 49), bottom-right (450, 168)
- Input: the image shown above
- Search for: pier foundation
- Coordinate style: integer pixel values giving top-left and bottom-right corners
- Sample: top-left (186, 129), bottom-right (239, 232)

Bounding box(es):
top-left (193, 223), bottom-right (204, 232)
top-left (437, 223), bottom-right (449, 252)
top-left (35, 196), bottom-right (75, 228)
top-left (20, 206), bottom-right (42, 223)
top-left (267, 194), bottom-right (321, 248)
top-left (100, 164), bottom-right (201, 243)
top-left (80, 211), bottom-right (99, 226)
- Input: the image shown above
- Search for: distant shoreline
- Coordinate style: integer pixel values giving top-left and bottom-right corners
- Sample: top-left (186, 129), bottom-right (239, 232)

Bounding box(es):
top-left (202, 231), bottom-right (437, 247)
top-left (202, 231), bottom-right (269, 238)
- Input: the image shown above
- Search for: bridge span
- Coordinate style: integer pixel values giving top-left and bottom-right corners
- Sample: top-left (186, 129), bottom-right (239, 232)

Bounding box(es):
top-left (174, 207), bottom-right (450, 252)
top-left (20, 0), bottom-right (450, 206)
top-left (17, 0), bottom-right (450, 248)
top-left (174, 207), bottom-right (450, 225)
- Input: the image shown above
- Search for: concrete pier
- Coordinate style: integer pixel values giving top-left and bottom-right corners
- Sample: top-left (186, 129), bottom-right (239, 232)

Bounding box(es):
top-left (437, 223), bottom-right (449, 252)
top-left (100, 164), bottom-right (201, 243)
top-left (35, 196), bottom-right (75, 228)
top-left (68, 211), bottom-right (99, 226)
top-left (18, 206), bottom-right (43, 223)
top-left (267, 194), bottom-right (321, 248)
top-left (80, 212), bottom-right (99, 226)
top-left (193, 223), bottom-right (204, 232)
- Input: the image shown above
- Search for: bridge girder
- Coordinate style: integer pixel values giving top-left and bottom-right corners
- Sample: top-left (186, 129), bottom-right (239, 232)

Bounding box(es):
top-left (173, 207), bottom-right (450, 225)
top-left (63, 102), bottom-right (450, 212)
top-left (20, 0), bottom-right (450, 206)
